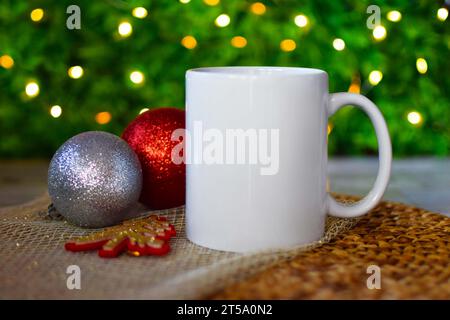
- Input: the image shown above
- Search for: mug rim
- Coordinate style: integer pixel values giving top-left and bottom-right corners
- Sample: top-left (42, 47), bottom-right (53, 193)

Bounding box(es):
top-left (187, 66), bottom-right (326, 78)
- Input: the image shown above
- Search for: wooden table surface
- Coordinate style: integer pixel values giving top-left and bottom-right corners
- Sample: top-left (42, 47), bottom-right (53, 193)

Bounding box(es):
top-left (1, 158), bottom-right (449, 215)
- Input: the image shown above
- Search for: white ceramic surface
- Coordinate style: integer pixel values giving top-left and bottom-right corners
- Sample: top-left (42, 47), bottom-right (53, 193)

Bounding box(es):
top-left (185, 67), bottom-right (391, 252)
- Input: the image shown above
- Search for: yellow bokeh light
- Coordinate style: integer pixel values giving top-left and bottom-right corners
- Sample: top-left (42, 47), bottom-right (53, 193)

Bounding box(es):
top-left (30, 8), bottom-right (44, 22)
top-left (130, 71), bottom-right (145, 84)
top-left (327, 123), bottom-right (333, 135)
top-left (179, 0), bottom-right (191, 3)
top-left (181, 35), bottom-right (197, 49)
top-left (25, 81), bottom-right (39, 97)
top-left (407, 111), bottom-right (422, 125)
top-left (250, 2), bottom-right (266, 15)
top-left (231, 36), bottom-right (247, 48)
top-left (372, 25), bottom-right (387, 41)
top-left (348, 83), bottom-right (361, 94)
top-left (132, 7), bottom-right (148, 19)
top-left (387, 10), bottom-right (402, 22)
top-left (215, 14), bottom-right (230, 27)
top-left (280, 39), bottom-right (296, 52)
top-left (118, 21), bottom-right (133, 37)
top-left (204, 0), bottom-right (220, 6)
top-left (95, 112), bottom-right (112, 125)
top-left (368, 70), bottom-right (383, 86)
top-left (68, 66), bottom-right (84, 79)
top-left (294, 14), bottom-right (308, 28)
top-left (416, 58), bottom-right (428, 74)
top-left (332, 38), bottom-right (345, 51)
top-left (0, 55), bottom-right (14, 69)
top-left (139, 108), bottom-right (149, 114)
top-left (437, 8), bottom-right (448, 21)
top-left (50, 105), bottom-right (62, 118)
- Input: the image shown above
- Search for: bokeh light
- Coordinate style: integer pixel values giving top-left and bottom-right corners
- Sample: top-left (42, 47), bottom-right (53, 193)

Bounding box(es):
top-left (373, 25), bottom-right (387, 41)
top-left (130, 71), bottom-right (145, 84)
top-left (95, 112), bottom-right (112, 124)
top-left (416, 58), bottom-right (428, 74)
top-left (407, 111), bottom-right (422, 125)
top-left (132, 7), bottom-right (148, 19)
top-left (280, 39), bottom-right (296, 52)
top-left (437, 8), bottom-right (448, 21)
top-left (0, 55), bottom-right (14, 69)
top-left (50, 105), bottom-right (62, 118)
top-left (332, 38), bottom-right (345, 51)
top-left (118, 21), bottom-right (133, 37)
top-left (25, 81), bottom-right (39, 97)
top-left (68, 66), bottom-right (84, 79)
top-left (294, 14), bottom-right (308, 27)
top-left (250, 2), bottom-right (266, 15)
top-left (387, 10), bottom-right (402, 22)
top-left (181, 35), bottom-right (197, 49)
top-left (204, 0), bottom-right (220, 6)
top-left (215, 14), bottom-right (230, 27)
top-left (369, 70), bottom-right (383, 85)
top-left (30, 9), bottom-right (44, 22)
top-left (231, 36), bottom-right (247, 48)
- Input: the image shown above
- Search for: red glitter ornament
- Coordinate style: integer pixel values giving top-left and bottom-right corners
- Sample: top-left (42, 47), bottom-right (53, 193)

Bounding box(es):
top-left (122, 107), bottom-right (185, 209)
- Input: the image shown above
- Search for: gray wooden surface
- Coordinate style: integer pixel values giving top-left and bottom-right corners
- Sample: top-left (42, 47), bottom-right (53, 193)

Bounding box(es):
top-left (0, 158), bottom-right (449, 215)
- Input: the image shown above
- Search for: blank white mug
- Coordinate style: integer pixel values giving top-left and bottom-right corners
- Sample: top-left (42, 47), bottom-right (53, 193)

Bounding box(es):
top-left (185, 67), bottom-right (391, 253)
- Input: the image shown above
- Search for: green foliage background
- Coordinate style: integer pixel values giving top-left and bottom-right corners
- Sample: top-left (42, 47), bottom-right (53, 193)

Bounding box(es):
top-left (0, 0), bottom-right (449, 157)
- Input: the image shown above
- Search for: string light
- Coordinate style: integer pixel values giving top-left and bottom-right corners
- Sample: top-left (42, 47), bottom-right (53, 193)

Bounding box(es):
top-left (139, 108), bottom-right (149, 114)
top-left (372, 25), bottom-right (387, 41)
top-left (68, 66), bottom-right (84, 79)
top-left (30, 8), bottom-right (44, 22)
top-left (280, 39), bottom-right (296, 52)
top-left (231, 36), bottom-right (247, 48)
top-left (204, 0), bottom-right (220, 6)
top-left (181, 35), bottom-right (197, 49)
top-left (132, 7), bottom-right (148, 19)
top-left (179, 0), bottom-right (191, 3)
top-left (25, 81), bottom-right (39, 97)
top-left (416, 58), bottom-right (428, 74)
top-left (50, 105), bottom-right (62, 118)
top-left (437, 8), bottom-right (448, 21)
top-left (368, 70), bottom-right (383, 85)
top-left (0, 55), bottom-right (14, 69)
top-left (332, 38), bottom-right (345, 51)
top-left (407, 111), bottom-right (422, 126)
top-left (130, 71), bottom-right (145, 84)
top-left (215, 14), bottom-right (230, 27)
top-left (387, 10), bottom-right (402, 22)
top-left (250, 2), bottom-right (266, 15)
top-left (95, 112), bottom-right (112, 125)
top-left (118, 21), bottom-right (133, 37)
top-left (294, 14), bottom-right (308, 27)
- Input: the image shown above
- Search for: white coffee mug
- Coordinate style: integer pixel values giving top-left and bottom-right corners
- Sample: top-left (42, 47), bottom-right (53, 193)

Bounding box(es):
top-left (185, 67), bottom-right (391, 253)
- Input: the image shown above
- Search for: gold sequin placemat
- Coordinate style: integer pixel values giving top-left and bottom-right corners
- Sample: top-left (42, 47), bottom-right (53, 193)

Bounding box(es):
top-left (212, 200), bottom-right (450, 299)
top-left (0, 194), bottom-right (448, 299)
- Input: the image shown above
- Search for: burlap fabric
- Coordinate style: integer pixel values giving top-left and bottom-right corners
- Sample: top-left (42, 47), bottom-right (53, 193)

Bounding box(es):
top-left (0, 194), bottom-right (357, 299)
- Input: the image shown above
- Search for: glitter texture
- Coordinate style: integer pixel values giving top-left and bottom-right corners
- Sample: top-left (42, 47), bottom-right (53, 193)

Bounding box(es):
top-left (48, 131), bottom-right (143, 228)
top-left (122, 108), bottom-right (185, 209)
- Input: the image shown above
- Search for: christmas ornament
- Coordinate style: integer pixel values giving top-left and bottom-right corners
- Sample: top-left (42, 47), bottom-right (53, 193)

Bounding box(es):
top-left (65, 215), bottom-right (176, 258)
top-left (48, 131), bottom-right (143, 228)
top-left (122, 107), bottom-right (185, 209)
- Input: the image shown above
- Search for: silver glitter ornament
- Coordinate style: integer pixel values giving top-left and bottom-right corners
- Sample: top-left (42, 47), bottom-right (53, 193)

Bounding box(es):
top-left (48, 131), bottom-right (143, 228)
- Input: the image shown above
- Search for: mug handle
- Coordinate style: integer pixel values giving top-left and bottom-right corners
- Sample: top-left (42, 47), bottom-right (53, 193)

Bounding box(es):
top-left (327, 93), bottom-right (392, 218)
